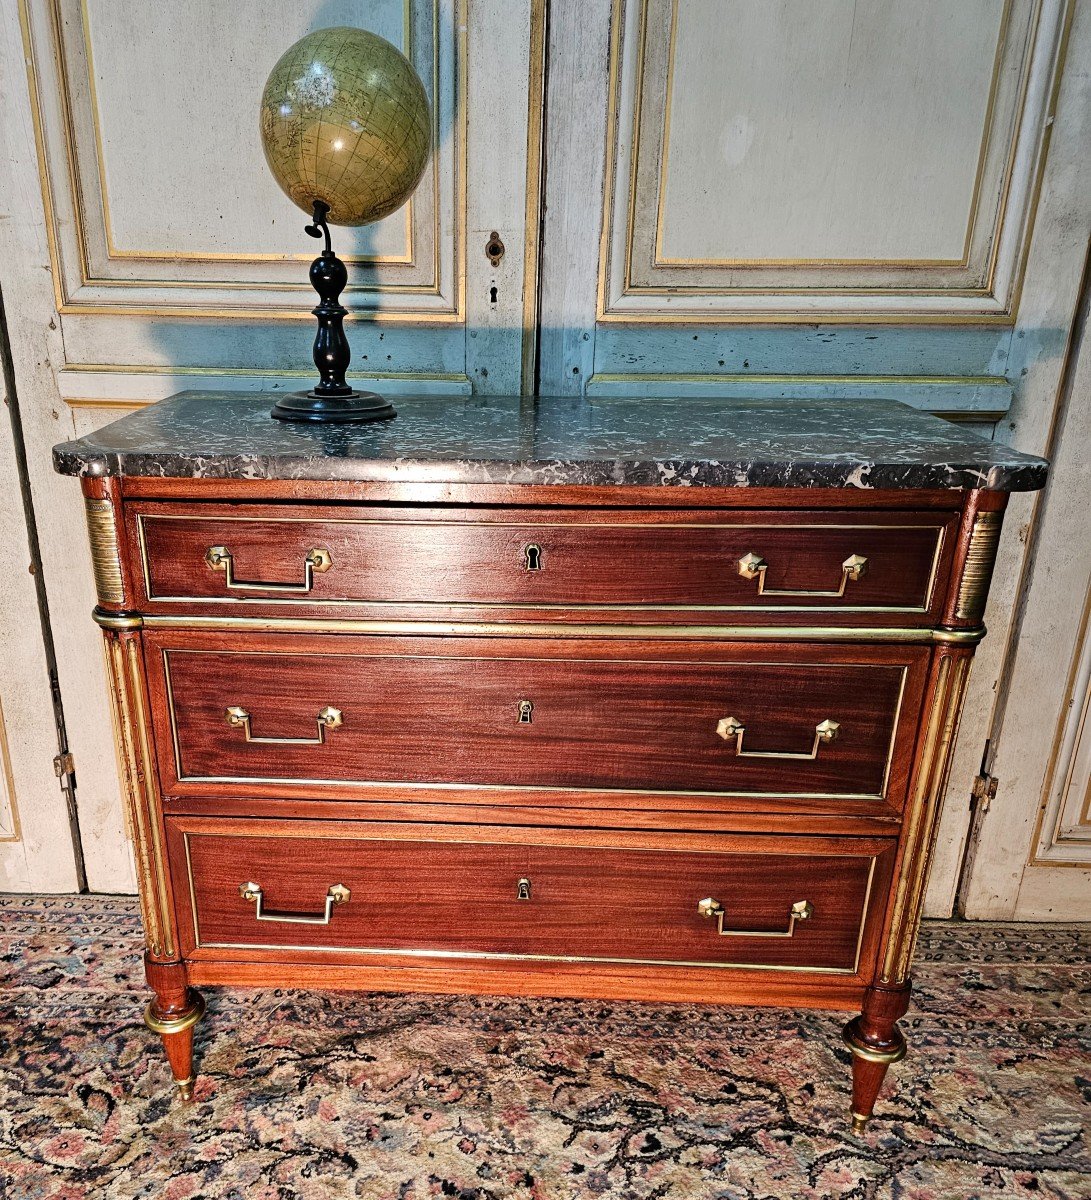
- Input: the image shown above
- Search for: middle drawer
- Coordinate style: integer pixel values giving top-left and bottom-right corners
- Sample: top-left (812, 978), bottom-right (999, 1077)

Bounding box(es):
top-left (146, 630), bottom-right (928, 813)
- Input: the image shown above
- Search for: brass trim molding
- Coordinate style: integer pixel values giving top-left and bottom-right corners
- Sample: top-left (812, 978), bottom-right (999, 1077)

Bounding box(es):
top-left (104, 634), bottom-right (175, 959)
top-left (96, 604), bottom-right (986, 645)
top-left (183, 833), bottom-right (877, 977)
top-left (93, 608), bottom-right (143, 631)
top-left (143, 989), bottom-right (206, 1036)
top-left (84, 497), bottom-right (124, 605)
top-left (879, 654), bottom-right (974, 984)
top-left (135, 513), bottom-right (947, 615)
top-left (955, 510), bottom-right (1004, 620)
top-left (160, 647), bottom-right (907, 804)
top-left (841, 1019), bottom-right (908, 1065)
top-left (932, 626), bottom-right (987, 645)
top-left (139, 612), bottom-right (985, 644)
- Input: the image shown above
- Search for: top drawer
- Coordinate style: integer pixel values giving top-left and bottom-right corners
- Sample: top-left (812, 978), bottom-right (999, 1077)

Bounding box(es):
top-left (129, 502), bottom-right (955, 625)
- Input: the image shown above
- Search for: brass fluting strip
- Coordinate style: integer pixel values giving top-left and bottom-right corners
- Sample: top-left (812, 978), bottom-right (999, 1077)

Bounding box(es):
top-left (126, 637), bottom-right (176, 959)
top-left (104, 636), bottom-right (168, 958)
top-left (84, 498), bottom-right (124, 605)
top-left (880, 655), bottom-right (972, 983)
top-left (956, 511), bottom-right (1003, 621)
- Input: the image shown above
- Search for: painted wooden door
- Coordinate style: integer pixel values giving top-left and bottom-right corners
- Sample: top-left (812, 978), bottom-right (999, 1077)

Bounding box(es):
top-left (535, 0), bottom-right (1090, 918)
top-left (0, 0), bottom-right (546, 891)
top-left (958, 264), bottom-right (1091, 920)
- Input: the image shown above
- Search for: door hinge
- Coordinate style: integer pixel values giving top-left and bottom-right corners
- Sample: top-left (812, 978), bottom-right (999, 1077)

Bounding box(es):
top-left (53, 751), bottom-right (75, 780)
top-left (971, 772), bottom-right (998, 813)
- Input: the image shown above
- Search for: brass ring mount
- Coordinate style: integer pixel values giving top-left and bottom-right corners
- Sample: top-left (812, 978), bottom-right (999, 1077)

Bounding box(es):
top-left (143, 988), bottom-right (207, 1037)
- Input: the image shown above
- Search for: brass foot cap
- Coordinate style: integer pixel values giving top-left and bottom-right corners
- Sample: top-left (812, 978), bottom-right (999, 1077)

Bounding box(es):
top-left (176, 1077), bottom-right (195, 1102)
top-left (851, 1112), bottom-right (870, 1134)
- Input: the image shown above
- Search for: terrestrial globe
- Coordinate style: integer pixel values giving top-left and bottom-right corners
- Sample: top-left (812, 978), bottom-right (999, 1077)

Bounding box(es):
top-left (259, 25), bottom-right (431, 226)
top-left (257, 26), bottom-right (431, 423)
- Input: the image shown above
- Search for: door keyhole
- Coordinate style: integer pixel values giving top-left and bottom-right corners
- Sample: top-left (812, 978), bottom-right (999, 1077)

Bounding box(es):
top-left (524, 543), bottom-right (542, 571)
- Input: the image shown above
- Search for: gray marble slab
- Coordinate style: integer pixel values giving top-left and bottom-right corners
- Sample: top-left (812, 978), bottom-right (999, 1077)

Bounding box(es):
top-left (53, 390), bottom-right (1048, 491)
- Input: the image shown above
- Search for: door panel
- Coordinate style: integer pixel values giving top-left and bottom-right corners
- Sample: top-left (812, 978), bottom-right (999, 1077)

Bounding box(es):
top-left (538, 0), bottom-right (1072, 409)
top-left (959, 255), bottom-right (1091, 920)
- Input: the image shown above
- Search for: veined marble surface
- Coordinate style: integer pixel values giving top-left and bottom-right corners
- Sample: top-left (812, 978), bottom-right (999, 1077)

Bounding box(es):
top-left (53, 391), bottom-right (1048, 491)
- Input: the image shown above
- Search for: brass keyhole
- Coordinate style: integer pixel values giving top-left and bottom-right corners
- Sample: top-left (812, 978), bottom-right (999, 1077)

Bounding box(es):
top-left (524, 544), bottom-right (542, 571)
top-left (485, 230), bottom-right (505, 266)
top-left (517, 878), bottom-right (532, 901)
top-left (518, 699), bottom-right (534, 724)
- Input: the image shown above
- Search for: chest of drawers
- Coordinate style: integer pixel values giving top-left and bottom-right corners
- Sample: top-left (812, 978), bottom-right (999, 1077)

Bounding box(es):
top-left (55, 392), bottom-right (1047, 1129)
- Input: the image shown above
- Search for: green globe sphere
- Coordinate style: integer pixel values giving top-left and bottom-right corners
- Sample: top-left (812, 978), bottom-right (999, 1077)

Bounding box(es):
top-left (259, 26), bottom-right (431, 227)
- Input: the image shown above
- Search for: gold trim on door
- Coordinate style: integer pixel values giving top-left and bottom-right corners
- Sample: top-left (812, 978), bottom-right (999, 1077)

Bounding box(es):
top-left (18, 0), bottom-right (470, 322)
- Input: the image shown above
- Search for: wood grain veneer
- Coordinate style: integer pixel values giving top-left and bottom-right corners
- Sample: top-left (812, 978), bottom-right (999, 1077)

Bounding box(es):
top-left (144, 630), bottom-right (928, 816)
top-left (130, 501), bottom-right (956, 627)
top-left (168, 817), bottom-right (895, 977)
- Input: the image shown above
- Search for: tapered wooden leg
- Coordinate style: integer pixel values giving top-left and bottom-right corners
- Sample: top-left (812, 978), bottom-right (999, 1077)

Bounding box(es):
top-left (842, 981), bottom-right (910, 1131)
top-left (143, 955), bottom-right (206, 1101)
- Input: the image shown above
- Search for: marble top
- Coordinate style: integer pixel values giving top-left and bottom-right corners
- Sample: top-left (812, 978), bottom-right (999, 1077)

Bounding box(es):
top-left (53, 391), bottom-right (1048, 491)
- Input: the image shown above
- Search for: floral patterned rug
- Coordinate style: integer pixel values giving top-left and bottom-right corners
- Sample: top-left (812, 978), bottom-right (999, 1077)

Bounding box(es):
top-left (1, 894), bottom-right (1088, 1199)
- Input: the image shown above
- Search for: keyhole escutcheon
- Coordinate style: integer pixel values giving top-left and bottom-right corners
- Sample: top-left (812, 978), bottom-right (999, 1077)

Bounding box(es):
top-left (524, 543), bottom-right (542, 571)
top-left (485, 231), bottom-right (505, 266)
top-left (517, 877), bottom-right (532, 901)
top-left (518, 699), bottom-right (533, 724)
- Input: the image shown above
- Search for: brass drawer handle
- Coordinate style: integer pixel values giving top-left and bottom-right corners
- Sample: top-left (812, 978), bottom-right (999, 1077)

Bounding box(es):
top-left (737, 551), bottom-right (868, 597)
top-left (225, 705), bottom-right (343, 744)
top-left (240, 881), bottom-right (350, 925)
top-left (698, 896), bottom-right (813, 938)
top-left (716, 716), bottom-right (840, 759)
top-left (205, 544), bottom-right (333, 593)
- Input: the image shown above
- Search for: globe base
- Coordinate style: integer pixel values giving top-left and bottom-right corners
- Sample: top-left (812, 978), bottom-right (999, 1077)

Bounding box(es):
top-left (270, 390), bottom-right (397, 424)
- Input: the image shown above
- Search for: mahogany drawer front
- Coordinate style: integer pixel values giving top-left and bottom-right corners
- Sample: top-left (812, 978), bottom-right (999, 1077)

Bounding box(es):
top-left (130, 502), bottom-right (953, 624)
top-left (147, 631), bottom-right (927, 807)
top-left (168, 817), bottom-right (896, 975)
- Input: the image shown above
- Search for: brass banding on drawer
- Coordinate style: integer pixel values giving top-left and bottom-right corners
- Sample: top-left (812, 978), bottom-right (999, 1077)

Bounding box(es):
top-left (168, 816), bottom-right (897, 976)
top-left (147, 631), bottom-right (926, 808)
top-left (132, 503), bottom-right (953, 624)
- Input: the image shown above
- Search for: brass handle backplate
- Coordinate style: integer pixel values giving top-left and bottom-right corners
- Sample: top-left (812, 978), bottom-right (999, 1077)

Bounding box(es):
top-left (697, 896), bottom-right (813, 938)
top-left (240, 881), bottom-right (350, 925)
top-left (738, 551), bottom-right (868, 597)
top-left (225, 705), bottom-right (343, 745)
top-left (206, 544), bottom-right (333, 593)
top-left (716, 716), bottom-right (840, 759)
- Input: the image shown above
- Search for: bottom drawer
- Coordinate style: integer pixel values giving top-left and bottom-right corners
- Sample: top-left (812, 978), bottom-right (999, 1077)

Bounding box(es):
top-left (167, 818), bottom-right (896, 976)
